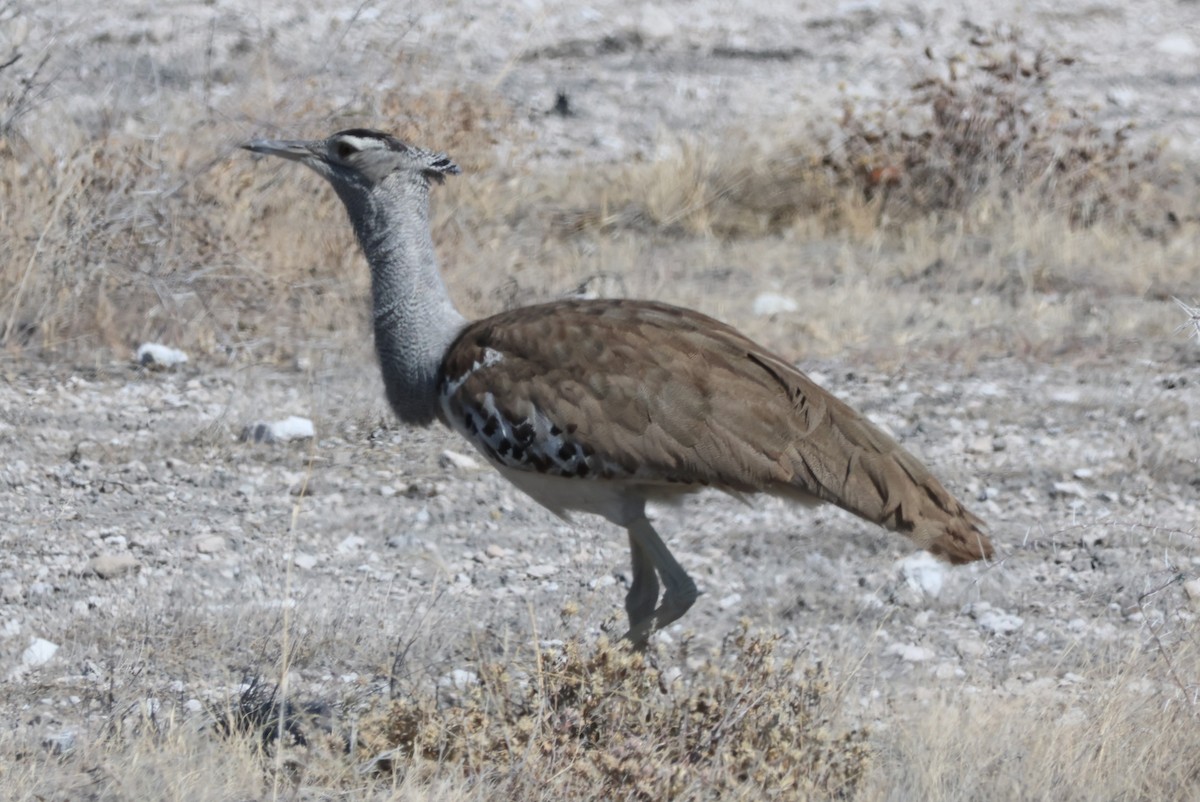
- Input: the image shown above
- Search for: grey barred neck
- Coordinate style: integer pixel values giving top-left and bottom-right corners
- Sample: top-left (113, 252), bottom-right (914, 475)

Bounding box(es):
top-left (336, 176), bottom-right (466, 425)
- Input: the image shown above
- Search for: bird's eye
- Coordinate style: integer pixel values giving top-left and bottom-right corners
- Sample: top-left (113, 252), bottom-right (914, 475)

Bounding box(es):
top-left (335, 141), bottom-right (357, 159)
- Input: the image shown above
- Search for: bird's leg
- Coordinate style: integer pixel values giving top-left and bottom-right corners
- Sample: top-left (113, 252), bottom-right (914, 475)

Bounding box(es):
top-left (624, 528), bottom-right (661, 645)
top-left (622, 516), bottom-right (699, 646)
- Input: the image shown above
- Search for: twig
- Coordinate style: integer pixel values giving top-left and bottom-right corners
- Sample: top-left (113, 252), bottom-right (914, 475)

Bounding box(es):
top-left (1172, 297), bottom-right (1200, 342)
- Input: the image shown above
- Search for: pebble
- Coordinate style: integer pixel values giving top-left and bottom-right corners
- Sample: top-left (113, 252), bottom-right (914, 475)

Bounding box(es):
top-left (192, 535), bottom-right (225, 554)
top-left (437, 668), bottom-right (480, 706)
top-left (1183, 578), bottom-right (1200, 607)
top-left (717, 592), bottom-right (742, 610)
top-left (970, 603), bottom-right (1024, 635)
top-left (22, 637), bottom-right (59, 667)
top-left (135, 343), bottom-right (188, 369)
top-left (955, 638), bottom-right (986, 658)
top-left (885, 643), bottom-right (935, 662)
top-left (897, 551), bottom-right (945, 598)
top-left (752, 292), bottom-right (798, 316)
top-left (337, 535), bottom-right (366, 553)
top-left (932, 662), bottom-right (961, 680)
top-left (239, 416), bottom-right (315, 444)
top-left (1156, 34), bottom-right (1198, 57)
top-left (965, 436), bottom-right (993, 455)
top-left (440, 449), bottom-right (481, 471)
top-left (1051, 481), bottom-right (1089, 498)
top-left (88, 554), bottom-right (140, 579)
top-left (42, 730), bottom-right (76, 755)
top-left (526, 564), bottom-right (559, 579)
top-left (293, 552), bottom-right (318, 570)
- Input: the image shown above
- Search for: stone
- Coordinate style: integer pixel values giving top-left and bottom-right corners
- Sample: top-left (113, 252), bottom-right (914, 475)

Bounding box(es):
top-left (971, 603), bottom-right (1024, 635)
top-left (192, 534), bottom-right (225, 554)
top-left (752, 292), bottom-right (799, 316)
top-left (885, 643), bottom-right (935, 662)
top-left (1156, 34), bottom-right (1198, 57)
top-left (337, 535), bottom-right (366, 553)
top-left (239, 416), bottom-right (314, 444)
top-left (88, 553), bottom-right (140, 579)
top-left (22, 637), bottom-right (59, 667)
top-left (439, 449), bottom-right (481, 471)
top-left (1183, 578), bottom-right (1200, 607)
top-left (955, 638), bottom-right (986, 658)
top-left (1051, 481), bottom-right (1088, 498)
top-left (897, 551), bottom-right (945, 598)
top-left (293, 552), bottom-right (318, 570)
top-left (135, 343), bottom-right (188, 369)
top-left (42, 730), bottom-right (76, 755)
top-left (717, 592), bottom-right (742, 610)
top-left (526, 564), bottom-right (558, 579)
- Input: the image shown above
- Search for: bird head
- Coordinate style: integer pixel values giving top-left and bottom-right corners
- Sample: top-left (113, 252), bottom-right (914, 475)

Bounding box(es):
top-left (242, 129), bottom-right (460, 193)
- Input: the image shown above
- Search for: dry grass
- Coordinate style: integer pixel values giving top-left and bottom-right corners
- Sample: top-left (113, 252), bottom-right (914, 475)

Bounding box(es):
top-left (5, 616), bottom-right (1198, 801)
top-left (864, 642), bottom-right (1200, 800)
top-left (1, 25), bottom-right (1196, 364)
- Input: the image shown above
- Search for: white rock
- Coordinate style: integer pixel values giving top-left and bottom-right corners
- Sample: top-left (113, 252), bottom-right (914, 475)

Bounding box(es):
top-left (717, 592), bottom-right (742, 610)
top-left (438, 669), bottom-right (480, 690)
top-left (1183, 578), bottom-right (1200, 607)
top-left (965, 436), bottom-right (993, 455)
top-left (337, 535), bottom-right (366, 554)
top-left (192, 534), bottom-right (225, 554)
top-left (437, 668), bottom-right (480, 705)
top-left (885, 643), bottom-right (935, 662)
top-left (526, 564), bottom-right (559, 579)
top-left (293, 552), bottom-right (318, 570)
top-left (89, 553), bottom-right (140, 579)
top-left (439, 449), bottom-right (480, 471)
top-left (135, 343), bottom-right (188, 369)
top-left (752, 292), bottom-right (799, 316)
top-left (42, 730), bottom-right (76, 754)
top-left (1106, 87), bottom-right (1137, 109)
top-left (639, 5), bottom-right (675, 39)
top-left (1051, 481), bottom-right (1088, 498)
top-left (897, 551), bottom-right (945, 598)
top-left (1156, 34), bottom-right (1198, 57)
top-left (972, 604), bottom-right (1024, 634)
top-left (932, 662), bottom-right (961, 680)
top-left (955, 638), bottom-right (986, 658)
top-left (22, 637), bottom-right (59, 667)
top-left (240, 416), bottom-right (315, 444)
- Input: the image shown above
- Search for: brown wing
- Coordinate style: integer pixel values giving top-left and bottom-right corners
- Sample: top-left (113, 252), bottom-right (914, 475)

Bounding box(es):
top-left (440, 299), bottom-right (992, 564)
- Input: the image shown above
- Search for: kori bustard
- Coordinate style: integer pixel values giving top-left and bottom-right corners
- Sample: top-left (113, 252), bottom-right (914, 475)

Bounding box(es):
top-left (243, 129), bottom-right (993, 645)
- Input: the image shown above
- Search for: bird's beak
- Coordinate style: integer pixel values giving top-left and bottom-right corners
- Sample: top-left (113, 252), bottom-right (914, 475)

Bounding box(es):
top-left (241, 138), bottom-right (321, 162)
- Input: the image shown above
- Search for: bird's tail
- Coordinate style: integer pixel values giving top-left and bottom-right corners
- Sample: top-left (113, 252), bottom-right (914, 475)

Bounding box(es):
top-left (781, 381), bottom-right (995, 564)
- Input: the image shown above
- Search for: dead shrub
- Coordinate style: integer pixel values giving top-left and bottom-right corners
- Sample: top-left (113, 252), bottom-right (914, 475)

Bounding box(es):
top-left (359, 628), bottom-right (869, 799)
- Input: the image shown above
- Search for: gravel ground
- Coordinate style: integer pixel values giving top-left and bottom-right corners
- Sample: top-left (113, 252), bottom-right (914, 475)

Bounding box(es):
top-left (2, 347), bottom-right (1197, 744)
